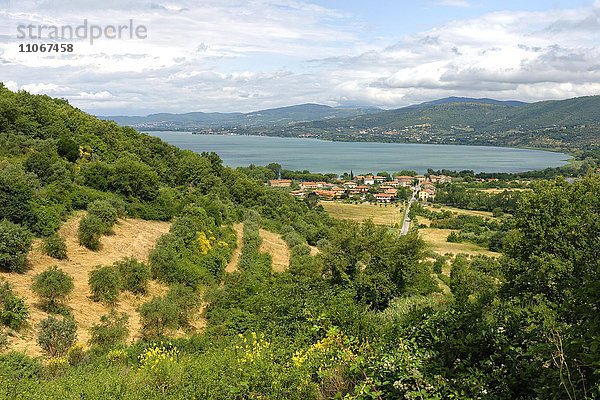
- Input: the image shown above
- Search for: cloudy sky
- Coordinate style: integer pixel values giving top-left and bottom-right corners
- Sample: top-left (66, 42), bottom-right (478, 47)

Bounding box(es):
top-left (1, 0), bottom-right (599, 115)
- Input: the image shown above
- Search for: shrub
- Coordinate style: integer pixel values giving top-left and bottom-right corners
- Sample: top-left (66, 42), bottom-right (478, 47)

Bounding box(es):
top-left (115, 258), bottom-right (150, 295)
top-left (43, 356), bottom-right (70, 378)
top-left (0, 281), bottom-right (29, 330)
top-left (0, 331), bottom-right (7, 351)
top-left (149, 234), bottom-right (213, 287)
top-left (0, 351), bottom-right (42, 380)
top-left (447, 231), bottom-right (462, 243)
top-left (0, 220), bottom-right (32, 272)
top-left (88, 266), bottom-right (122, 304)
top-left (89, 310), bottom-right (129, 349)
top-left (37, 315), bottom-right (77, 357)
top-left (66, 343), bottom-right (88, 366)
top-left (42, 233), bottom-right (68, 260)
top-left (78, 214), bottom-right (105, 251)
top-left (81, 161), bottom-right (111, 191)
top-left (87, 200), bottom-right (118, 232)
top-left (31, 266), bottom-right (74, 311)
top-left (433, 255), bottom-right (447, 274)
top-left (28, 203), bottom-right (63, 236)
top-left (138, 296), bottom-right (179, 339)
top-left (56, 136), bottom-right (79, 163)
top-left (0, 163), bottom-right (37, 225)
top-left (166, 285), bottom-right (201, 328)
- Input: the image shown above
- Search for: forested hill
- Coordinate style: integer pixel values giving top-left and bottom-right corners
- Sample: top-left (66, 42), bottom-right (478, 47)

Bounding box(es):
top-left (102, 103), bottom-right (381, 130)
top-left (248, 95), bottom-right (600, 150)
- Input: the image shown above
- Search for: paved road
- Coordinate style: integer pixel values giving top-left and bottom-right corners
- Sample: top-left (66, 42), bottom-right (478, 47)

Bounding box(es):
top-left (400, 186), bottom-right (419, 236)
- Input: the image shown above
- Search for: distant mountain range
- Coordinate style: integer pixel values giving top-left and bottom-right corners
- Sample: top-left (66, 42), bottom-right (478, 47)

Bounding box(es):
top-left (100, 96), bottom-right (600, 150)
top-left (101, 103), bottom-right (382, 129)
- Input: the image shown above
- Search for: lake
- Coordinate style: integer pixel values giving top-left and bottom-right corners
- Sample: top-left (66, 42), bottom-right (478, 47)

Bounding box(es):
top-left (147, 131), bottom-right (570, 174)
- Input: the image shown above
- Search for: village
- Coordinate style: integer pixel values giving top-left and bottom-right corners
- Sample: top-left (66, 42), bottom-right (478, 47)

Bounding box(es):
top-left (267, 173), bottom-right (454, 203)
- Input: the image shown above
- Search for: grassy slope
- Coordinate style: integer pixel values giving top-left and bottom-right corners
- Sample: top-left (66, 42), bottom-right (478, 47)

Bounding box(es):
top-left (1, 213), bottom-right (171, 356)
top-left (419, 228), bottom-right (500, 257)
top-left (259, 229), bottom-right (290, 272)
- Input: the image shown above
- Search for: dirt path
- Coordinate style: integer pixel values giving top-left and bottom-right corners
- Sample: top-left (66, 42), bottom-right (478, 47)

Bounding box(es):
top-left (259, 229), bottom-right (290, 272)
top-left (0, 213), bottom-right (171, 356)
top-left (225, 223), bottom-right (244, 273)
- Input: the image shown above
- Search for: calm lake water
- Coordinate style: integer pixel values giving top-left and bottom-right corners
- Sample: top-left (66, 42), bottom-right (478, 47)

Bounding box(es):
top-left (147, 131), bottom-right (570, 174)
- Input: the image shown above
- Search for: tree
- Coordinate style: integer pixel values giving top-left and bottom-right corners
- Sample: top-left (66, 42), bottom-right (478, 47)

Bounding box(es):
top-left (504, 176), bottom-right (599, 370)
top-left (88, 266), bottom-right (122, 304)
top-left (305, 192), bottom-right (319, 209)
top-left (0, 220), bottom-right (32, 272)
top-left (109, 158), bottom-right (160, 201)
top-left (37, 316), bottom-right (77, 357)
top-left (56, 136), bottom-right (79, 163)
top-left (138, 296), bottom-right (179, 339)
top-left (0, 163), bottom-right (37, 225)
top-left (31, 266), bottom-right (74, 311)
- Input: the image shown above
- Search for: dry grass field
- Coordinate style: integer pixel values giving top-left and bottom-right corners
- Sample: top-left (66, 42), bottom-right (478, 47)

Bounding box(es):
top-left (478, 188), bottom-right (531, 194)
top-left (321, 201), bottom-right (404, 226)
top-left (259, 229), bottom-right (290, 272)
top-left (419, 228), bottom-right (500, 257)
top-left (424, 205), bottom-right (496, 218)
top-left (225, 223), bottom-right (244, 273)
top-left (0, 213), bottom-right (172, 356)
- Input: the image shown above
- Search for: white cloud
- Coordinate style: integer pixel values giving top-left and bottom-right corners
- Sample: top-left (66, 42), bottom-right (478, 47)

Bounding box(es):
top-left (1, 1), bottom-right (600, 113)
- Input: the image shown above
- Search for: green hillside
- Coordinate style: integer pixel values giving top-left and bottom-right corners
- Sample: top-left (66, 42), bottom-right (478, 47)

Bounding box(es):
top-left (247, 96), bottom-right (600, 150)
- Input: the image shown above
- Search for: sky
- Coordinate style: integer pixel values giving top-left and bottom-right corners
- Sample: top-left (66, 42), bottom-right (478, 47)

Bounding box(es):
top-left (1, 0), bottom-right (599, 115)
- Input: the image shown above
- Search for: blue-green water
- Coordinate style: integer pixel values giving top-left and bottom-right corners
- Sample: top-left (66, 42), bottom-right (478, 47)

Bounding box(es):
top-left (147, 132), bottom-right (570, 174)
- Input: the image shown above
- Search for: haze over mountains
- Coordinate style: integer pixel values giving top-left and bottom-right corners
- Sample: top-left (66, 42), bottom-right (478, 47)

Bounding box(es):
top-left (101, 96), bottom-right (600, 150)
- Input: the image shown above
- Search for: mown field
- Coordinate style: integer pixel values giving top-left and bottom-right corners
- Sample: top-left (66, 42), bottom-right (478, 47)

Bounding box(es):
top-left (419, 228), bottom-right (501, 257)
top-left (0, 214), bottom-right (172, 356)
top-left (321, 201), bottom-right (404, 225)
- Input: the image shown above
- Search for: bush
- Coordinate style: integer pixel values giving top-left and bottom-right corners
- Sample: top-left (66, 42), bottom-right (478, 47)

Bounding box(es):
top-left (433, 255), bottom-right (447, 274)
top-left (492, 207), bottom-right (503, 217)
top-left (56, 136), bottom-right (79, 163)
top-left (0, 220), bottom-right (32, 272)
top-left (88, 266), bottom-right (122, 304)
top-left (87, 200), bottom-right (118, 232)
top-left (37, 315), bottom-right (77, 357)
top-left (0, 163), bottom-right (37, 225)
top-left (42, 233), bottom-right (68, 260)
top-left (27, 203), bottom-right (63, 236)
top-left (77, 214), bottom-right (105, 251)
top-left (166, 285), bottom-right (202, 328)
top-left (0, 331), bottom-right (7, 351)
top-left (0, 281), bottom-right (29, 330)
top-left (138, 296), bottom-right (179, 339)
top-left (447, 231), bottom-right (462, 243)
top-left (89, 310), bottom-right (129, 349)
top-left (109, 158), bottom-right (160, 201)
top-left (0, 351), bottom-right (42, 380)
top-left (31, 266), bottom-right (74, 311)
top-left (115, 258), bottom-right (151, 295)
top-left (149, 234), bottom-right (213, 288)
